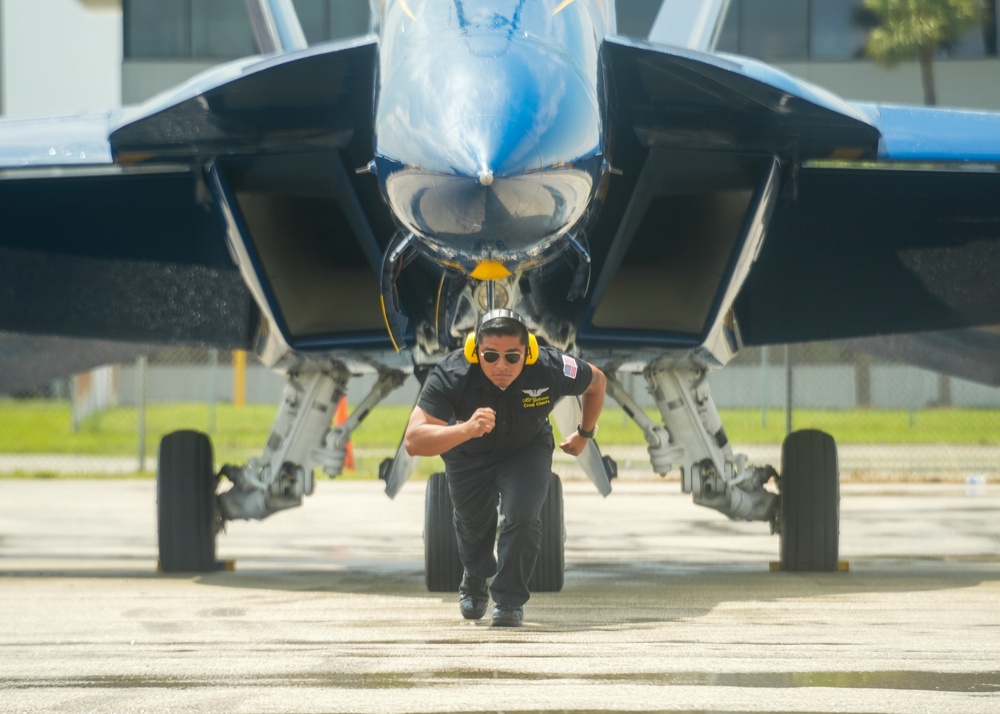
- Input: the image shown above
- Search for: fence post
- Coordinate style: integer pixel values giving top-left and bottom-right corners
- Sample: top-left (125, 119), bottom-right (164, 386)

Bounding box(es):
top-left (908, 366), bottom-right (916, 428)
top-left (759, 345), bottom-right (768, 428)
top-left (209, 348), bottom-right (218, 433)
top-left (937, 373), bottom-right (952, 407)
top-left (233, 350), bottom-right (247, 408)
top-left (137, 356), bottom-right (147, 473)
top-left (784, 345), bottom-right (793, 436)
top-left (71, 375), bottom-right (81, 434)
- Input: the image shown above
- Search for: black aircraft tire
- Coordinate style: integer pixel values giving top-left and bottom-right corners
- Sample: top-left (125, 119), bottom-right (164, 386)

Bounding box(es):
top-left (157, 430), bottom-right (218, 573)
top-left (529, 473), bottom-right (565, 593)
top-left (779, 429), bottom-right (840, 572)
top-left (425, 472), bottom-right (463, 592)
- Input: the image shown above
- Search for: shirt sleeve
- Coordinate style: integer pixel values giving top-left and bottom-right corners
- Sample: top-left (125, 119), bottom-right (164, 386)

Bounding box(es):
top-left (416, 364), bottom-right (458, 423)
top-left (545, 348), bottom-right (593, 399)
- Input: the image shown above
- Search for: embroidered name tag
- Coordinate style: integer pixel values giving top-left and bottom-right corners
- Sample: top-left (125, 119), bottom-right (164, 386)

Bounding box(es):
top-left (522, 395), bottom-right (551, 408)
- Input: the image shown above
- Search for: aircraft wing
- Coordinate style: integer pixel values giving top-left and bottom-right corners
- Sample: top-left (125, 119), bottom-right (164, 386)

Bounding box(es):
top-left (836, 327), bottom-right (1000, 388)
top-left (737, 101), bottom-right (1000, 347)
top-left (580, 37), bottom-right (1000, 359)
top-left (0, 36), bottom-right (391, 362)
top-left (6, 30), bottom-right (1000, 384)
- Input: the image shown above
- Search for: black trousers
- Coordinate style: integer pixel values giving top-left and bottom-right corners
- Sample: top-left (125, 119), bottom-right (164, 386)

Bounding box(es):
top-left (446, 439), bottom-right (552, 607)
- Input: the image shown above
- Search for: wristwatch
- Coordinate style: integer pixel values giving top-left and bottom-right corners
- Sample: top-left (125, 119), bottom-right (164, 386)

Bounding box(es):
top-left (576, 423), bottom-right (598, 439)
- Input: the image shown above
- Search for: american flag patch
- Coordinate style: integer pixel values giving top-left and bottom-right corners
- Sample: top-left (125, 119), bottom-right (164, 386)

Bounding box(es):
top-left (562, 354), bottom-right (578, 379)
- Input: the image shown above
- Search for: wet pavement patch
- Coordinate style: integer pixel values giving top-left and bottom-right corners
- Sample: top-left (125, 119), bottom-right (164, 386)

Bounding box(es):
top-left (6, 670), bottom-right (1000, 693)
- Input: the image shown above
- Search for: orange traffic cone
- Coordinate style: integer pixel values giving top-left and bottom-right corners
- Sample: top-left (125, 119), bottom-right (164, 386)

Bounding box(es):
top-left (334, 396), bottom-right (355, 472)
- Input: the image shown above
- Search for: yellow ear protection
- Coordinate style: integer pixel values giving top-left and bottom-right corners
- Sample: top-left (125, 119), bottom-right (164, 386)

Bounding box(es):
top-left (464, 309), bottom-right (538, 365)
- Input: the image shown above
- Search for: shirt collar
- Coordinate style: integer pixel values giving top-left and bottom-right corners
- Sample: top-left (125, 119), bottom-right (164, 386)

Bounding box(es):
top-left (477, 366), bottom-right (521, 394)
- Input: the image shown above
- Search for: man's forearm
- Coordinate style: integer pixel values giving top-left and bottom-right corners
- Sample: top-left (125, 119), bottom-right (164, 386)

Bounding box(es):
top-left (580, 367), bottom-right (606, 432)
top-left (404, 422), bottom-right (472, 457)
top-left (579, 390), bottom-right (605, 432)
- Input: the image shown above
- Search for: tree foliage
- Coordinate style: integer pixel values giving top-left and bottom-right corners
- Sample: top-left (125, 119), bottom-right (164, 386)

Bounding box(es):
top-left (865, 0), bottom-right (983, 64)
top-left (864, 0), bottom-right (984, 104)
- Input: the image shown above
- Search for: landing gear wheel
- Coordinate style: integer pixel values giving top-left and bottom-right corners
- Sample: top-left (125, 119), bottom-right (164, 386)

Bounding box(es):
top-left (157, 430), bottom-right (219, 573)
top-left (529, 473), bottom-right (565, 592)
top-left (424, 472), bottom-right (463, 592)
top-left (779, 429), bottom-right (839, 572)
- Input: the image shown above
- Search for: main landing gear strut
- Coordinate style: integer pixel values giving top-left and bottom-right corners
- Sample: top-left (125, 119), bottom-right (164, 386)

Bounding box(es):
top-left (605, 362), bottom-right (840, 572)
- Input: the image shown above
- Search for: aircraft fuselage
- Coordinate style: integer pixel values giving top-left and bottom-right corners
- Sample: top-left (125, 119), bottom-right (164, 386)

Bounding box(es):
top-left (372, 0), bottom-right (613, 276)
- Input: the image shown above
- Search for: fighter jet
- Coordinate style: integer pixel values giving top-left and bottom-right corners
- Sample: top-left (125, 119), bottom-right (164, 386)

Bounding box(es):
top-left (2, 0), bottom-right (1000, 585)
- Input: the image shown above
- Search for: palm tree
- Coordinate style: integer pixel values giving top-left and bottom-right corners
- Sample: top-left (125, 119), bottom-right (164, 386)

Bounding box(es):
top-left (864, 0), bottom-right (984, 105)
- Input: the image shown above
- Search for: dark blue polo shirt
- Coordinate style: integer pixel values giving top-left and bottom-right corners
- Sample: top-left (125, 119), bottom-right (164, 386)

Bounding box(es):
top-left (417, 346), bottom-right (593, 468)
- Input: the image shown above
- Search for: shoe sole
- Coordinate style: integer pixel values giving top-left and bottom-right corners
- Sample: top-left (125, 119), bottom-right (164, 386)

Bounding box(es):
top-left (460, 599), bottom-right (489, 620)
top-left (490, 613), bottom-right (523, 627)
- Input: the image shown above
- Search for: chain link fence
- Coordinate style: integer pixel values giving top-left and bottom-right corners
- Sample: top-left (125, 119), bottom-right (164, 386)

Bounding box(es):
top-left (2, 343), bottom-right (998, 481)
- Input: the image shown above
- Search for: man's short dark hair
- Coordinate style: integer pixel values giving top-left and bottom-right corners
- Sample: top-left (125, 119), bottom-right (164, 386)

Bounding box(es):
top-left (478, 316), bottom-right (527, 345)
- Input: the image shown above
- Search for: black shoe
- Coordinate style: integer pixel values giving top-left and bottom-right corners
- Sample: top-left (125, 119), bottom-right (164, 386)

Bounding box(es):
top-left (491, 604), bottom-right (523, 628)
top-left (458, 571), bottom-right (489, 620)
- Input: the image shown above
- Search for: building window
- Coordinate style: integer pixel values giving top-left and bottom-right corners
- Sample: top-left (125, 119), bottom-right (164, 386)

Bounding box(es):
top-left (125, 0), bottom-right (190, 58)
top-left (191, 0), bottom-right (256, 58)
top-left (295, 0), bottom-right (333, 46)
top-left (323, 0), bottom-right (371, 39)
top-left (746, 0), bottom-right (808, 60)
top-left (810, 0), bottom-right (868, 60)
top-left (943, 25), bottom-right (987, 58)
top-left (123, 0), bottom-right (999, 61)
top-left (718, 0), bottom-right (1000, 62)
top-left (124, 0), bottom-right (370, 59)
top-left (718, 0), bottom-right (809, 61)
top-left (614, 0), bottom-right (663, 39)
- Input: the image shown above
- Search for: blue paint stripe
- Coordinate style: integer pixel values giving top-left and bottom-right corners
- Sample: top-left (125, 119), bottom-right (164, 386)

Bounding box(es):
top-left (855, 102), bottom-right (1000, 163)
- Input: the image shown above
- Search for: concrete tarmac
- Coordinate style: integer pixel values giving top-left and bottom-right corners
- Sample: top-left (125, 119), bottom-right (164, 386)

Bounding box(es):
top-left (1, 477), bottom-right (999, 713)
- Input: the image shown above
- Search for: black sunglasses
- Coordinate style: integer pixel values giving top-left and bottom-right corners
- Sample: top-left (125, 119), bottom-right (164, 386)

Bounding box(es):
top-left (481, 349), bottom-right (524, 365)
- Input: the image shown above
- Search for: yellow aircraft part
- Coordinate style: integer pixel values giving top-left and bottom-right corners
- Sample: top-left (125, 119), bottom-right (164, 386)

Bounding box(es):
top-left (469, 261), bottom-right (512, 280)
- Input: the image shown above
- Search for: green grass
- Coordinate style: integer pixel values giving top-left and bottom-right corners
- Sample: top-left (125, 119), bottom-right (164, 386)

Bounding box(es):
top-left (715, 408), bottom-right (1000, 446)
top-left (0, 469), bottom-right (160, 481)
top-left (3, 400), bottom-right (999, 452)
top-left (2, 400), bottom-right (999, 479)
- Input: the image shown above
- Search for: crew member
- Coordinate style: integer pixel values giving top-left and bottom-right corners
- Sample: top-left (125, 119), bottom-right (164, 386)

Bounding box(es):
top-left (404, 309), bottom-right (606, 627)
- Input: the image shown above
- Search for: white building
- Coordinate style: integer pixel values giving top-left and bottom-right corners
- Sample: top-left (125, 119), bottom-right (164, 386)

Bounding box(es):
top-left (0, 0), bottom-right (121, 117)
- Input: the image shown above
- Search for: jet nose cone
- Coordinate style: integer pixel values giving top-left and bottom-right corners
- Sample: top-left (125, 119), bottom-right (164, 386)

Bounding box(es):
top-left (424, 117), bottom-right (549, 251)
top-left (437, 115), bottom-right (542, 181)
top-left (380, 112), bottom-right (598, 266)
top-left (374, 36), bottom-right (605, 274)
